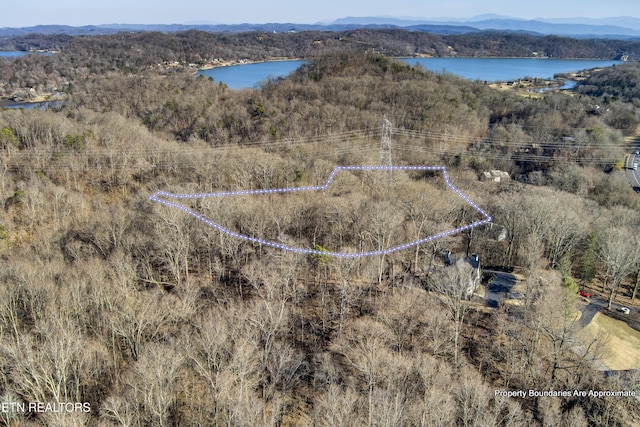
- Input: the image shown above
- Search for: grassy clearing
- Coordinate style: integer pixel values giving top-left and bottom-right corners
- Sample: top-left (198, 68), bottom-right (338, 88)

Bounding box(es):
top-left (579, 312), bottom-right (640, 370)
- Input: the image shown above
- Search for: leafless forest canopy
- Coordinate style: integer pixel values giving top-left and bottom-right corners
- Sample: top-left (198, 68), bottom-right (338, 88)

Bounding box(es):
top-left (1, 31), bottom-right (640, 426)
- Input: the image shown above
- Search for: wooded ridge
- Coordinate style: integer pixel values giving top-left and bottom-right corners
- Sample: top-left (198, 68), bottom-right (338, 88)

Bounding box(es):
top-left (1, 34), bottom-right (640, 425)
top-left (2, 28), bottom-right (640, 59)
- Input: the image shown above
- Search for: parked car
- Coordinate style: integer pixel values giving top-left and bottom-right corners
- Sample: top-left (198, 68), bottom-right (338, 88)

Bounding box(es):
top-left (619, 307), bottom-right (630, 315)
top-left (579, 290), bottom-right (591, 298)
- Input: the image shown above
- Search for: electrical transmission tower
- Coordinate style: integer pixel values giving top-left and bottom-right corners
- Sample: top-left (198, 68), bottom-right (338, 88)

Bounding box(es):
top-left (379, 116), bottom-right (393, 180)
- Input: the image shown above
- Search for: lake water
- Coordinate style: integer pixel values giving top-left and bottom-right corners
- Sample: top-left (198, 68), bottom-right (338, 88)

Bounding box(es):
top-left (0, 101), bottom-right (56, 110)
top-left (197, 60), bottom-right (308, 89)
top-left (400, 57), bottom-right (621, 82)
top-left (198, 57), bottom-right (621, 89)
top-left (0, 51), bottom-right (29, 58)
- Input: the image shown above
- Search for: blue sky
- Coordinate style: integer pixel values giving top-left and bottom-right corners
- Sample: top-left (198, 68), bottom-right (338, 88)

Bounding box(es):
top-left (3, 0), bottom-right (639, 27)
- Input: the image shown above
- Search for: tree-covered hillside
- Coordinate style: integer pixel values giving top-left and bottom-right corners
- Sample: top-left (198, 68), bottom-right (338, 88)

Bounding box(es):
top-left (1, 41), bottom-right (639, 426)
top-left (576, 62), bottom-right (640, 104)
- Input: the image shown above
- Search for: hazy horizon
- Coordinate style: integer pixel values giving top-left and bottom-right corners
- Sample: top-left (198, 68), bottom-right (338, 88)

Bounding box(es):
top-left (2, 0), bottom-right (639, 28)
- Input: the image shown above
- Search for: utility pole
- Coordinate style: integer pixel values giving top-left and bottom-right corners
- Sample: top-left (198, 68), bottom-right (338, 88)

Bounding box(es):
top-left (379, 116), bottom-right (393, 180)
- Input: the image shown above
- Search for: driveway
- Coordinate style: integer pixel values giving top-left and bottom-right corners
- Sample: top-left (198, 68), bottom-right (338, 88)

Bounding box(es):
top-left (483, 270), bottom-right (517, 308)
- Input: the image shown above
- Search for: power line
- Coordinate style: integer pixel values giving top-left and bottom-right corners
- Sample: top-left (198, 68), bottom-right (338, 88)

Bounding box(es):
top-left (0, 126), bottom-right (630, 173)
top-left (379, 117), bottom-right (393, 171)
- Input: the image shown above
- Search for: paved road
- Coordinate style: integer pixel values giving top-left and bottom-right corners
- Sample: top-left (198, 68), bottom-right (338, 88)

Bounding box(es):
top-left (578, 300), bottom-right (600, 328)
top-left (577, 293), bottom-right (639, 330)
top-left (625, 138), bottom-right (640, 192)
top-left (576, 294), bottom-right (615, 328)
top-left (481, 271), bottom-right (636, 326)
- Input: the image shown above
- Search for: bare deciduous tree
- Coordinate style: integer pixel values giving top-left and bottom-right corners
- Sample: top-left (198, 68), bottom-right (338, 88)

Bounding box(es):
top-left (313, 384), bottom-right (362, 427)
top-left (430, 259), bottom-right (474, 366)
top-left (598, 227), bottom-right (637, 309)
top-left (125, 342), bottom-right (183, 427)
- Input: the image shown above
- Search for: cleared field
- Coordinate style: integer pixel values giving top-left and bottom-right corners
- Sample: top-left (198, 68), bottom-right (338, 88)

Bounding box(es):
top-left (579, 312), bottom-right (640, 370)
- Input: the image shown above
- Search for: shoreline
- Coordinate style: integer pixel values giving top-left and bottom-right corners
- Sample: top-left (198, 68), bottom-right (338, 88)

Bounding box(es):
top-left (198, 57), bottom-right (303, 71)
top-left (399, 55), bottom-right (624, 61)
top-left (0, 95), bottom-right (64, 107)
top-left (198, 55), bottom-right (621, 71)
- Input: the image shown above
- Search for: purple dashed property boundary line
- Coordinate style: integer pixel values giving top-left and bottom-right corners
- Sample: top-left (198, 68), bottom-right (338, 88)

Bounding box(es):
top-left (149, 166), bottom-right (492, 258)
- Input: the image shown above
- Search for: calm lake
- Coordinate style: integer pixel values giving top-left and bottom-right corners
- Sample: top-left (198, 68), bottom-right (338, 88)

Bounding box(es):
top-left (0, 101), bottom-right (57, 110)
top-left (198, 60), bottom-right (308, 89)
top-left (198, 57), bottom-right (621, 89)
top-left (0, 51), bottom-right (30, 58)
top-left (400, 57), bottom-right (621, 82)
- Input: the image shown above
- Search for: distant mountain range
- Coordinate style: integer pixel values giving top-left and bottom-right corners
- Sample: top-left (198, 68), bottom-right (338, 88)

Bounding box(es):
top-left (331, 16), bottom-right (640, 38)
top-left (1, 15), bottom-right (640, 39)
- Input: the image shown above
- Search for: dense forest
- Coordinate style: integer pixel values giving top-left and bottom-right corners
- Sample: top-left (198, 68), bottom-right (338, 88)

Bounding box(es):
top-left (1, 31), bottom-right (640, 426)
top-left (2, 27), bottom-right (640, 63)
top-left (3, 28), bottom-right (640, 105)
top-left (576, 62), bottom-right (640, 105)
